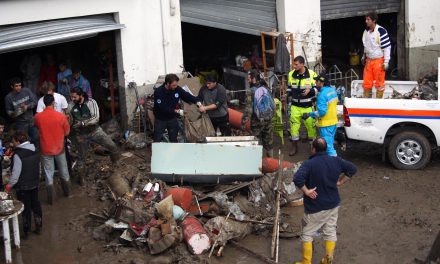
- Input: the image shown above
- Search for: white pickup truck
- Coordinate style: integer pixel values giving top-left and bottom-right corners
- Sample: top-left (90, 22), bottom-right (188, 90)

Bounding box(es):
top-left (339, 68), bottom-right (439, 170)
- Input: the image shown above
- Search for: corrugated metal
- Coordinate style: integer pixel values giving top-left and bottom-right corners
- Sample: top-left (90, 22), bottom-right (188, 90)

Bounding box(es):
top-left (321, 0), bottom-right (401, 20)
top-left (0, 14), bottom-right (125, 54)
top-left (181, 0), bottom-right (277, 35)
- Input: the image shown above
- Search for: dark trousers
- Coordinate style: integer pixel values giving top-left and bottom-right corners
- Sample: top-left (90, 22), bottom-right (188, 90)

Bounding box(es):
top-left (64, 138), bottom-right (72, 175)
top-left (154, 118), bottom-right (179, 142)
top-left (16, 188), bottom-right (42, 233)
top-left (0, 163), bottom-right (3, 191)
top-left (210, 114), bottom-right (231, 136)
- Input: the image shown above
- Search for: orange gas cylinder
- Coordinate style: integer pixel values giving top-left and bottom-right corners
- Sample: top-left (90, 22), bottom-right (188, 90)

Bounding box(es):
top-left (262, 157), bottom-right (294, 174)
top-left (165, 188), bottom-right (193, 210)
top-left (228, 108), bottom-right (250, 131)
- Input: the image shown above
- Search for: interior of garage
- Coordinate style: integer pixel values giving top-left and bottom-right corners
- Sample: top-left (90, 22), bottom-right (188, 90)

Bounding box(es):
top-left (179, 0), bottom-right (278, 103)
top-left (321, 13), bottom-right (399, 78)
top-left (0, 14), bottom-right (124, 127)
top-left (181, 22), bottom-right (264, 79)
top-left (0, 31), bottom-right (120, 125)
top-left (181, 22), bottom-right (279, 104)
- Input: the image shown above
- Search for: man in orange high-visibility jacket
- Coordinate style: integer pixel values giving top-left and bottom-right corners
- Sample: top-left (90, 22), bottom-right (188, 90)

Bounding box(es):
top-left (362, 11), bottom-right (391, 98)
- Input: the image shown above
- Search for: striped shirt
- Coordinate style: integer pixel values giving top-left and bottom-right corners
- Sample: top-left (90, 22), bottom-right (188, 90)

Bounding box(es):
top-left (362, 24), bottom-right (391, 63)
top-left (68, 98), bottom-right (100, 127)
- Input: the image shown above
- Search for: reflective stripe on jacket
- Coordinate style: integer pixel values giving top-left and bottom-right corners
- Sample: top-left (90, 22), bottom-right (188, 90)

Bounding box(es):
top-left (287, 68), bottom-right (318, 108)
top-left (310, 86), bottom-right (338, 127)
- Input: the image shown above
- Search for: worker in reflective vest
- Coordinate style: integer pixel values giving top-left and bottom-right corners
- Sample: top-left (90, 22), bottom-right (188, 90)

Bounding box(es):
top-left (302, 73), bottom-right (339, 157)
top-left (362, 11), bottom-right (391, 98)
top-left (287, 56), bottom-right (318, 156)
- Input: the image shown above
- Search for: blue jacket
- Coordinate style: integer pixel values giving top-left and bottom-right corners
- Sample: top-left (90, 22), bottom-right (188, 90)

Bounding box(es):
top-left (293, 152), bottom-right (357, 214)
top-left (310, 86), bottom-right (338, 127)
top-left (153, 84), bottom-right (198, 120)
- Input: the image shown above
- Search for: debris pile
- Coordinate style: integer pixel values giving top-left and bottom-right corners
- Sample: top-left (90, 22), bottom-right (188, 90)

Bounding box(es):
top-left (88, 160), bottom-right (303, 261)
top-left (392, 73), bottom-right (438, 100)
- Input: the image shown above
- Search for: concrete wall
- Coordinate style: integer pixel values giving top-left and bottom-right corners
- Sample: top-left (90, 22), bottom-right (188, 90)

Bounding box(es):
top-left (405, 0), bottom-right (440, 80)
top-left (0, 0), bottom-right (184, 126)
top-left (277, 0), bottom-right (322, 68)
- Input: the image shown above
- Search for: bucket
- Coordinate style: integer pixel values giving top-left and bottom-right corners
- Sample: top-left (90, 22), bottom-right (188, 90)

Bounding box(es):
top-left (349, 53), bottom-right (360, 66)
top-left (228, 108), bottom-right (250, 131)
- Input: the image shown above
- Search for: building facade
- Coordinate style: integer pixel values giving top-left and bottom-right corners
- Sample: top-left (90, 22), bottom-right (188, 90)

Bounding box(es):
top-left (1, 0), bottom-right (438, 126)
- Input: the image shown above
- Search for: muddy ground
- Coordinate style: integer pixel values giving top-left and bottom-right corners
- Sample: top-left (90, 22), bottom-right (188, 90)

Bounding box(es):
top-left (5, 139), bottom-right (440, 264)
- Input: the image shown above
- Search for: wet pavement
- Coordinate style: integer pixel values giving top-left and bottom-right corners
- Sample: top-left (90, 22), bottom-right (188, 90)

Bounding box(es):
top-left (0, 140), bottom-right (438, 263)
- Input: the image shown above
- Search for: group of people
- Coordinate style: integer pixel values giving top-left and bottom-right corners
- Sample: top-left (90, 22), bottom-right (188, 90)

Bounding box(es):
top-left (2, 74), bottom-right (118, 239)
top-left (291, 11), bottom-right (389, 264)
top-left (286, 55), bottom-right (339, 158)
top-left (152, 13), bottom-right (388, 263)
top-left (153, 73), bottom-right (233, 143)
top-left (20, 53), bottom-right (92, 100)
top-left (151, 11), bottom-right (387, 264)
top-left (152, 72), bottom-right (276, 157)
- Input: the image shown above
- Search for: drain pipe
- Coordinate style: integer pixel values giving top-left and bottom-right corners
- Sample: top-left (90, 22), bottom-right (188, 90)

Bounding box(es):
top-left (160, 0), bottom-right (171, 73)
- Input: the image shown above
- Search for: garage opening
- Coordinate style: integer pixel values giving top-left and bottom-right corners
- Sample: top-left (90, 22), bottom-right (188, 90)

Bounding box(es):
top-left (180, 0), bottom-right (277, 102)
top-left (321, 13), bottom-right (399, 80)
top-left (181, 22), bottom-right (262, 78)
top-left (0, 14), bottom-right (124, 124)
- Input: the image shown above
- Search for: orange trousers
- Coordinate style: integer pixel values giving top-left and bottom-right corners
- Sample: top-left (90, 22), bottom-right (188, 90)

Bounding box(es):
top-left (363, 57), bottom-right (385, 98)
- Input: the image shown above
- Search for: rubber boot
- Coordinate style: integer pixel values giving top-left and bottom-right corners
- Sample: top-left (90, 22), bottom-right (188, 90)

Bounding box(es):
top-left (363, 89), bottom-right (372, 98)
top-left (321, 240), bottom-right (336, 264)
top-left (266, 149), bottom-right (274, 158)
top-left (77, 165), bottom-right (86, 186)
top-left (289, 141), bottom-right (298, 156)
top-left (60, 179), bottom-right (71, 197)
top-left (46, 184), bottom-right (55, 205)
top-left (34, 215), bottom-right (42, 235)
top-left (23, 218), bottom-right (30, 240)
top-left (377, 89), bottom-right (384, 99)
top-left (295, 241), bottom-right (313, 264)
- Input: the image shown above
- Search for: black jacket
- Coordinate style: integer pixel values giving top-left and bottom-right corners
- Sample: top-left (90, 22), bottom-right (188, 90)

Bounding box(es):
top-left (153, 85), bottom-right (198, 120)
top-left (12, 147), bottom-right (40, 190)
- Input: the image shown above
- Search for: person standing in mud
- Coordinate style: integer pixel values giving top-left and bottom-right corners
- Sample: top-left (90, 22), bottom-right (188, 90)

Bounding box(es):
top-left (241, 70), bottom-right (274, 157)
top-left (197, 74), bottom-right (231, 136)
top-left (35, 94), bottom-right (71, 204)
top-left (6, 131), bottom-right (43, 238)
top-left (301, 73), bottom-right (339, 157)
top-left (287, 56), bottom-right (318, 156)
top-left (68, 87), bottom-right (120, 184)
top-left (153, 73), bottom-right (205, 142)
top-left (293, 138), bottom-right (357, 264)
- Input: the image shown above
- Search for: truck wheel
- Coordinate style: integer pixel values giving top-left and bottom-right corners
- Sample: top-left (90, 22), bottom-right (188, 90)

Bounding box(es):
top-left (388, 131), bottom-right (431, 170)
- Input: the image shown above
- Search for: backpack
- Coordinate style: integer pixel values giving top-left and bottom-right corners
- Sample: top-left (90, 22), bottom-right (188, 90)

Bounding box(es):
top-left (253, 86), bottom-right (275, 121)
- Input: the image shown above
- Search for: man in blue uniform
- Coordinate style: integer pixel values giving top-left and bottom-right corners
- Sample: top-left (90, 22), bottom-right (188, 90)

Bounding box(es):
top-left (153, 74), bottom-right (205, 142)
top-left (293, 138), bottom-right (357, 264)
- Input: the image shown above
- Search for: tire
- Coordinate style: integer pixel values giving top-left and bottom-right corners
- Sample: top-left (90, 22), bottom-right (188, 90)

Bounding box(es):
top-left (388, 131), bottom-right (431, 170)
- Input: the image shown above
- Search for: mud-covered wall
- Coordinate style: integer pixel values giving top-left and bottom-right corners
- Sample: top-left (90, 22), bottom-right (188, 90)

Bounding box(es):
top-left (406, 0), bottom-right (440, 79)
top-left (0, 0), bottom-right (184, 127)
top-left (276, 0), bottom-right (322, 68)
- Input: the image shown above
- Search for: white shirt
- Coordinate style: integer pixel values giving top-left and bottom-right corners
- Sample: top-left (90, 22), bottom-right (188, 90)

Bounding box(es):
top-left (36, 92), bottom-right (68, 113)
top-left (362, 24), bottom-right (391, 63)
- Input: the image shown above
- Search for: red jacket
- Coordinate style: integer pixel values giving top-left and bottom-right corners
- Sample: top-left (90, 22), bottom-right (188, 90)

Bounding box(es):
top-left (34, 107), bottom-right (70, 155)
